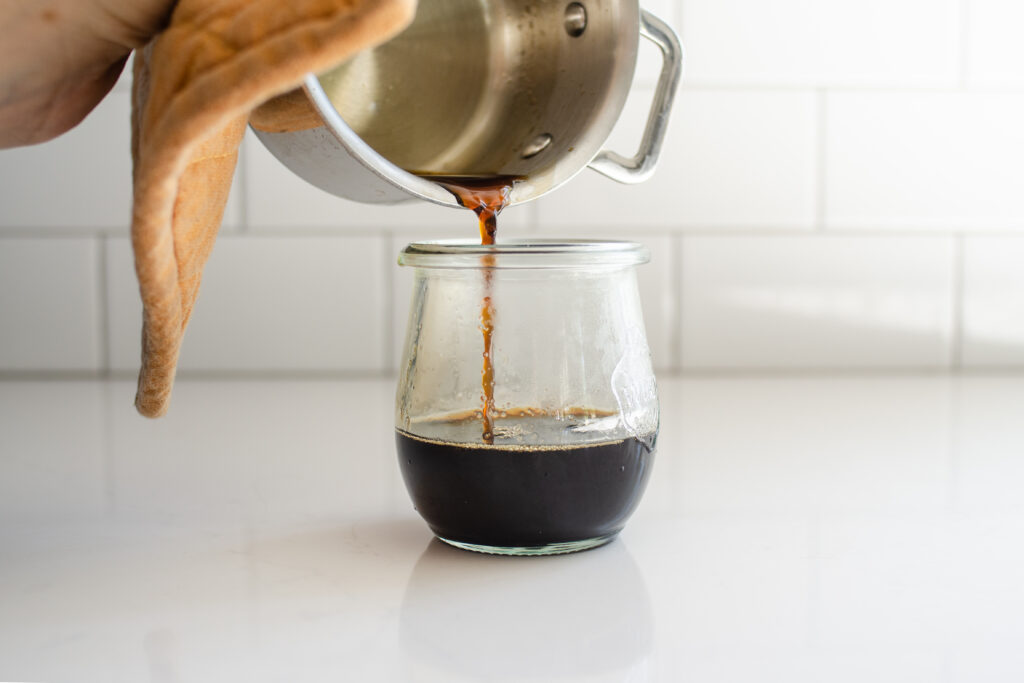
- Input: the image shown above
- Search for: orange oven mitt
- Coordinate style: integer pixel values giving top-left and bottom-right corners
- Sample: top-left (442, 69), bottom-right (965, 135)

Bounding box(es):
top-left (131, 0), bottom-right (414, 417)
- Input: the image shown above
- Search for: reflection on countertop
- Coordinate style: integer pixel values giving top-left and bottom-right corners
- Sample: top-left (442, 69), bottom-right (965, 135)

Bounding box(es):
top-left (2, 376), bottom-right (1024, 681)
top-left (399, 539), bottom-right (652, 681)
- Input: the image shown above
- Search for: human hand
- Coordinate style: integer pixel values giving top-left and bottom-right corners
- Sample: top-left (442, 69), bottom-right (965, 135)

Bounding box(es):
top-left (0, 0), bottom-right (175, 148)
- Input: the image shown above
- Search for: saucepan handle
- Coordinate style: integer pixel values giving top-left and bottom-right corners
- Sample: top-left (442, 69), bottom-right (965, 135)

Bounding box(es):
top-left (588, 10), bottom-right (683, 184)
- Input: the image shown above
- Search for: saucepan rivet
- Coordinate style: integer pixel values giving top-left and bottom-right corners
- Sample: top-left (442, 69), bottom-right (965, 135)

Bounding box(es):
top-left (521, 133), bottom-right (554, 159)
top-left (564, 3), bottom-right (587, 37)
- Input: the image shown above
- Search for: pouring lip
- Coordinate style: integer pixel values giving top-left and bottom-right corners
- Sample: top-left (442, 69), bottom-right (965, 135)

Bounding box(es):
top-left (398, 239), bottom-right (651, 269)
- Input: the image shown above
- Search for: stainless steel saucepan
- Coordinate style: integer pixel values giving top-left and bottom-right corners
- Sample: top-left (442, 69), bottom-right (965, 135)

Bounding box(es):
top-left (253, 0), bottom-right (683, 207)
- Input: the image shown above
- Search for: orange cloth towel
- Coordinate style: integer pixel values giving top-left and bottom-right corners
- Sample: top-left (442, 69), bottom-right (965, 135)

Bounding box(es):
top-left (131, 0), bottom-right (415, 417)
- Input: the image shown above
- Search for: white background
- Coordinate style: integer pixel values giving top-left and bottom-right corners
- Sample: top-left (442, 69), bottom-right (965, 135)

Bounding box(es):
top-left (3, 0), bottom-right (1024, 376)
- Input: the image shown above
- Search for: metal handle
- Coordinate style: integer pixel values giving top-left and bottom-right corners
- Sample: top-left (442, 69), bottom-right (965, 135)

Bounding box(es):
top-left (588, 10), bottom-right (684, 184)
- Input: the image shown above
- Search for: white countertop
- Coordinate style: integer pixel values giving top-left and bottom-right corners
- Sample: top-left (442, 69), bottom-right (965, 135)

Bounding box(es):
top-left (2, 376), bottom-right (1024, 682)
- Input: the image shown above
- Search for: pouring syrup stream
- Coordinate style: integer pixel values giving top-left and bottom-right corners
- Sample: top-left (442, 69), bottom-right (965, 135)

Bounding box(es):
top-left (429, 176), bottom-right (517, 444)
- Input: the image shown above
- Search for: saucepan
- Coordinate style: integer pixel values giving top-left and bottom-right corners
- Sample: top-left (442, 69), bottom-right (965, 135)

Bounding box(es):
top-left (253, 0), bottom-right (683, 207)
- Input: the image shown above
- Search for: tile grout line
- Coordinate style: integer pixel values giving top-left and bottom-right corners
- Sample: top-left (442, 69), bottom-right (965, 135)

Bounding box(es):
top-left (96, 235), bottom-right (111, 378)
top-left (382, 230), bottom-right (396, 374)
top-left (6, 225), bottom-right (1024, 237)
top-left (958, 0), bottom-right (970, 89)
top-left (8, 365), bottom-right (1024, 381)
top-left (672, 234), bottom-right (685, 372)
top-left (236, 136), bottom-right (251, 232)
top-left (680, 83), bottom-right (1023, 93)
top-left (815, 88), bottom-right (828, 231)
top-left (951, 234), bottom-right (966, 370)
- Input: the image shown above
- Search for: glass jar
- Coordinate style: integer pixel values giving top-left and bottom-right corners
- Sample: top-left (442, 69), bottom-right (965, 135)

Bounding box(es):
top-left (395, 240), bottom-right (658, 555)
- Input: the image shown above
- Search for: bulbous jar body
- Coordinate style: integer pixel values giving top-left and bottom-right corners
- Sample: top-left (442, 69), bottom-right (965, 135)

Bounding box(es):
top-left (395, 240), bottom-right (659, 555)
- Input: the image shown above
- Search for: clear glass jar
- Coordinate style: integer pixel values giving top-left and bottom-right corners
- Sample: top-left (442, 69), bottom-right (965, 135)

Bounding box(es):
top-left (395, 240), bottom-right (659, 555)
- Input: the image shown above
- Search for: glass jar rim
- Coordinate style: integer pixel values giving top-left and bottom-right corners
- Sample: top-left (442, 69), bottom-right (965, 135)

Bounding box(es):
top-left (398, 239), bottom-right (651, 269)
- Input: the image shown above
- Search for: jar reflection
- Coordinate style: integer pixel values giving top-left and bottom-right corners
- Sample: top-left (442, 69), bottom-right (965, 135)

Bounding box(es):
top-left (398, 539), bottom-right (654, 681)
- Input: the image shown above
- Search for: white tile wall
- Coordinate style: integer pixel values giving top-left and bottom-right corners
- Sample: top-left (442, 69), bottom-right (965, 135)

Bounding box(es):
top-left (0, 93), bottom-right (134, 231)
top-left (966, 0), bottom-right (1024, 88)
top-left (962, 237), bottom-right (1024, 367)
top-left (682, 0), bottom-right (961, 87)
top-left (536, 89), bottom-right (817, 229)
top-left (3, 0), bottom-right (1024, 375)
top-left (106, 236), bottom-right (388, 373)
top-left (0, 239), bottom-right (100, 371)
top-left (634, 0), bottom-right (679, 89)
top-left (826, 92), bottom-right (1024, 230)
top-left (679, 236), bottom-right (955, 369)
top-left (0, 92), bottom-right (243, 232)
top-left (634, 235), bottom-right (677, 372)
